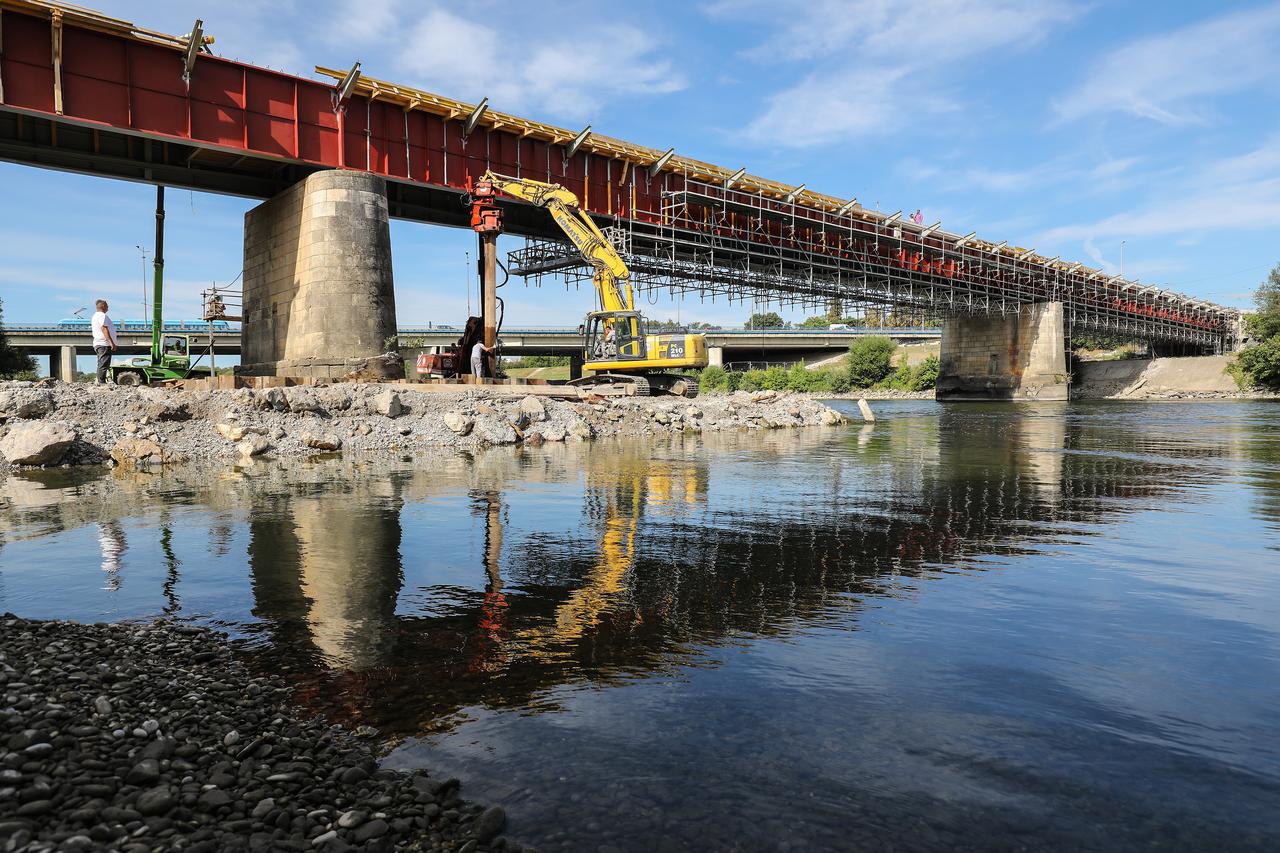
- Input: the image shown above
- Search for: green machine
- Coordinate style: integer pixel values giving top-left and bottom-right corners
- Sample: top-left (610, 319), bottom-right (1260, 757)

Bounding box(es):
top-left (111, 186), bottom-right (214, 386)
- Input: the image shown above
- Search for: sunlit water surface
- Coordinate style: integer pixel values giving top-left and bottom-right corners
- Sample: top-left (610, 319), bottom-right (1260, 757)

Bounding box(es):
top-left (2, 400), bottom-right (1279, 851)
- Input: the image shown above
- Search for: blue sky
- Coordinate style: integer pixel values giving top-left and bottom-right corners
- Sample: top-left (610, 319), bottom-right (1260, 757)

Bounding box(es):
top-left (3, 0), bottom-right (1280, 331)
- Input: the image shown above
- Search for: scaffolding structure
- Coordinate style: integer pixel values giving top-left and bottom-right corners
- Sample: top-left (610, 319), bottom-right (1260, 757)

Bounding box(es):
top-left (509, 179), bottom-right (1239, 351)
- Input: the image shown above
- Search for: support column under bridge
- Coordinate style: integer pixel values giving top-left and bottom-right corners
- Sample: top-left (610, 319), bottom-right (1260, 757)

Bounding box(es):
top-left (239, 171), bottom-right (401, 380)
top-left (936, 302), bottom-right (1069, 401)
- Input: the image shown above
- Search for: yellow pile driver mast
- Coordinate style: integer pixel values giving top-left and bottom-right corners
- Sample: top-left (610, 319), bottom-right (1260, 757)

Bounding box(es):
top-left (475, 170), bottom-right (707, 397)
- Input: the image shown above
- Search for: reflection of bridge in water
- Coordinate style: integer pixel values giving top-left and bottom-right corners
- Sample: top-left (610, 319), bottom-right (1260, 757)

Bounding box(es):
top-left (2, 410), bottom-right (1264, 738)
top-left (217, 414), bottom-right (1227, 736)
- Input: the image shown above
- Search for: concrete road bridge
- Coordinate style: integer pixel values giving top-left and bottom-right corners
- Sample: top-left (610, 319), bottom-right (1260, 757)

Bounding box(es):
top-left (0, 1), bottom-right (1240, 398)
top-left (3, 323), bottom-right (940, 380)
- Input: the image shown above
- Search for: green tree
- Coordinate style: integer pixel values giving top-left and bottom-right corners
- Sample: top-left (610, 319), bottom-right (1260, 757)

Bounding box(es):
top-left (0, 298), bottom-right (37, 379)
top-left (746, 311), bottom-right (785, 329)
top-left (1233, 262), bottom-right (1280, 389)
top-left (846, 336), bottom-right (896, 388)
top-left (1247, 262), bottom-right (1280, 341)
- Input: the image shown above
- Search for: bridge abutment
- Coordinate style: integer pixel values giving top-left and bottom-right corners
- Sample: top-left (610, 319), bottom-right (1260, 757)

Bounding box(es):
top-left (239, 170), bottom-right (401, 380)
top-left (937, 302), bottom-right (1069, 401)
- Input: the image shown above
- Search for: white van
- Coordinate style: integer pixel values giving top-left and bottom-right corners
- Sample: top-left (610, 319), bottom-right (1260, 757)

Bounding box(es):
top-left (829, 323), bottom-right (851, 331)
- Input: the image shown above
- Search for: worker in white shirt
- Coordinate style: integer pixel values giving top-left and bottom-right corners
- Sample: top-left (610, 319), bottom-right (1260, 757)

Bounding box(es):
top-left (91, 299), bottom-right (117, 384)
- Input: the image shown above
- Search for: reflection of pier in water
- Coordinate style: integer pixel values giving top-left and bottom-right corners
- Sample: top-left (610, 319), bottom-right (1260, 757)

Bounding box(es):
top-left (226, 416), bottom-right (1221, 737)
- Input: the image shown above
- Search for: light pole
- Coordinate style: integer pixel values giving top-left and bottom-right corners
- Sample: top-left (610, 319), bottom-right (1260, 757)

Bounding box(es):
top-left (135, 245), bottom-right (149, 319)
top-left (1120, 240), bottom-right (1125, 278)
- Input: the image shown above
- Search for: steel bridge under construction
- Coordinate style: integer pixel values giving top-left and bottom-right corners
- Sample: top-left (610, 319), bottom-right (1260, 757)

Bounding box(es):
top-left (0, 0), bottom-right (1240, 361)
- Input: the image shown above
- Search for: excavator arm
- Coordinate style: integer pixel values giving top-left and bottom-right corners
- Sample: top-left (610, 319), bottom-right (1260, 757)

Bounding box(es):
top-left (479, 171), bottom-right (632, 313)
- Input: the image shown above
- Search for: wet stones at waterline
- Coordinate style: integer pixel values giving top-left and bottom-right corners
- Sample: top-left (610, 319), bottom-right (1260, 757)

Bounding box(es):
top-left (0, 616), bottom-right (515, 852)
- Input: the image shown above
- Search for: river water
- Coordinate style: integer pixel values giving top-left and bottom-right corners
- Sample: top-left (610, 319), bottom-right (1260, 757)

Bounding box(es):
top-left (2, 400), bottom-right (1279, 851)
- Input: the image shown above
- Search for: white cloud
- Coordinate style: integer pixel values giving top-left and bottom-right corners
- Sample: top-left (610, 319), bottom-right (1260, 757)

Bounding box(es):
top-left (897, 153), bottom-right (1141, 195)
top-left (1053, 6), bottom-right (1280, 124)
top-left (710, 0), bottom-right (1081, 145)
top-left (1034, 133), bottom-right (1280, 245)
top-left (394, 7), bottom-right (684, 120)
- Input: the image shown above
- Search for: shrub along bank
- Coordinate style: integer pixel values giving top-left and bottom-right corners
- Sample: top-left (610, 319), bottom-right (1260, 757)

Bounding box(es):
top-left (697, 337), bottom-right (938, 394)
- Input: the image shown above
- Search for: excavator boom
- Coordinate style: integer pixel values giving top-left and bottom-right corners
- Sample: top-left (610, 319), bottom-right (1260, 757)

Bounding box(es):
top-left (479, 170), bottom-right (707, 397)
top-left (480, 172), bottom-right (631, 313)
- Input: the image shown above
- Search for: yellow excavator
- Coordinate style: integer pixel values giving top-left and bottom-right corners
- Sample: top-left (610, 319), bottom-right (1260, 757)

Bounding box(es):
top-left (478, 170), bottom-right (707, 397)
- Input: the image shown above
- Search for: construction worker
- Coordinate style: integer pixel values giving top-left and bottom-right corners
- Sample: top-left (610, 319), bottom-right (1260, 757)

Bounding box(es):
top-left (471, 339), bottom-right (495, 379)
top-left (91, 299), bottom-right (117, 383)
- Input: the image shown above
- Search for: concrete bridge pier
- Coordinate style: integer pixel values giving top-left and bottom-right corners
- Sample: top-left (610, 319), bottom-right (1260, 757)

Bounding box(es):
top-left (239, 170), bottom-right (401, 379)
top-left (936, 302), bottom-right (1069, 401)
top-left (707, 346), bottom-right (724, 368)
top-left (57, 346), bottom-right (76, 382)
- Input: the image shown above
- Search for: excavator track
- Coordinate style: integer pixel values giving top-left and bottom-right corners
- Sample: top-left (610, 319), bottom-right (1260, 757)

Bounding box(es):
top-left (571, 374), bottom-right (651, 396)
top-left (644, 374), bottom-right (699, 398)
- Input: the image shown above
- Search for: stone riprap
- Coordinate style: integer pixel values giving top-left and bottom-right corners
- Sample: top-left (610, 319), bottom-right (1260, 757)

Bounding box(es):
top-left (0, 382), bottom-right (849, 470)
top-left (0, 616), bottom-right (513, 852)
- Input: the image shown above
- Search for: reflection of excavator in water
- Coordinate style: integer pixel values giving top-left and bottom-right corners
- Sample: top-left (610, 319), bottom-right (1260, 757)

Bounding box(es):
top-left (517, 454), bottom-right (707, 658)
top-left (467, 453), bottom-right (707, 669)
top-left (475, 171), bottom-right (708, 397)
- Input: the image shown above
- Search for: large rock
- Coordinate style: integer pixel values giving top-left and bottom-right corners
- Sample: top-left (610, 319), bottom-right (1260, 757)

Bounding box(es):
top-left (370, 390), bottom-right (403, 418)
top-left (215, 422), bottom-right (246, 442)
top-left (473, 416), bottom-right (517, 445)
top-left (442, 412), bottom-right (474, 436)
top-left (263, 388), bottom-right (289, 412)
top-left (284, 387), bottom-right (322, 413)
top-left (111, 437), bottom-right (184, 467)
top-left (517, 395), bottom-right (546, 421)
top-left (567, 420), bottom-right (594, 441)
top-left (0, 420), bottom-right (77, 466)
top-left (301, 432), bottom-right (342, 451)
top-left (0, 389), bottom-right (54, 419)
top-left (236, 434), bottom-right (271, 457)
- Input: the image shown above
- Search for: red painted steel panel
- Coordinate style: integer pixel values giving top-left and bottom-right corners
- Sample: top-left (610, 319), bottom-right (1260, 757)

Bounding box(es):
top-left (489, 133), bottom-right (518, 174)
top-left (190, 61), bottom-right (244, 110)
top-left (296, 84), bottom-right (339, 130)
top-left (2, 59), bottom-right (55, 112)
top-left (247, 112), bottom-right (294, 157)
top-left (298, 122), bottom-right (339, 165)
top-left (62, 72), bottom-right (129, 126)
top-left (406, 111), bottom-right (430, 182)
top-left (62, 27), bottom-right (127, 83)
top-left (192, 101), bottom-right (246, 147)
top-left (128, 43), bottom-right (186, 98)
top-left (1, 14), bottom-right (54, 113)
top-left (245, 70), bottom-right (295, 120)
top-left (3, 12), bottom-right (51, 66)
top-left (130, 86), bottom-right (187, 136)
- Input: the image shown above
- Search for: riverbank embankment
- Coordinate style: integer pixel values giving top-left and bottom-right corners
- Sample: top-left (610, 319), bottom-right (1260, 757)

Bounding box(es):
top-left (0, 382), bottom-right (848, 470)
top-left (1072, 355), bottom-right (1280, 400)
top-left (0, 615), bottom-right (512, 851)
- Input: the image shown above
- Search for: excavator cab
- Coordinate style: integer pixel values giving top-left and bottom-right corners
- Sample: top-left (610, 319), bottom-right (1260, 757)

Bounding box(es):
top-left (584, 311), bottom-right (647, 363)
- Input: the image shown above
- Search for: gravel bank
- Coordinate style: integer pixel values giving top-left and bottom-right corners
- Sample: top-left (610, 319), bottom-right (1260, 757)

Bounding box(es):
top-left (0, 382), bottom-right (849, 470)
top-left (0, 616), bottom-right (515, 852)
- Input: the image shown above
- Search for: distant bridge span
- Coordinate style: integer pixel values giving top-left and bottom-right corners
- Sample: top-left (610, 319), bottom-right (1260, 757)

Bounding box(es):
top-left (0, 0), bottom-right (1239, 360)
top-left (3, 323), bottom-right (941, 379)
